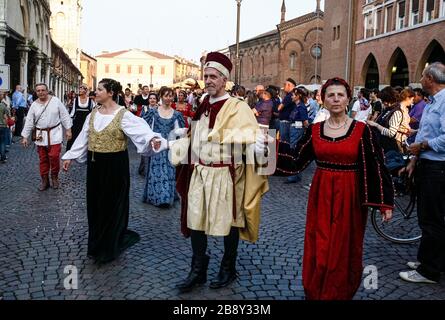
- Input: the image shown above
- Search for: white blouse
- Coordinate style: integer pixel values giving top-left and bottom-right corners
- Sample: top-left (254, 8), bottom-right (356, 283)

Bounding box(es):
top-left (22, 96), bottom-right (72, 146)
top-left (70, 97), bottom-right (96, 117)
top-left (62, 107), bottom-right (165, 163)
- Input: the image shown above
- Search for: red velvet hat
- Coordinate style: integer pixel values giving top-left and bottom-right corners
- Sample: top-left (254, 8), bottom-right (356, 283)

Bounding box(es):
top-left (204, 52), bottom-right (233, 78)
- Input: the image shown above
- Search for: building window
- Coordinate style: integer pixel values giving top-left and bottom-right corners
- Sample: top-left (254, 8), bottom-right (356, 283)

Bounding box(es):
top-left (139, 65), bottom-right (143, 74)
top-left (289, 52), bottom-right (297, 71)
top-left (376, 10), bottom-right (382, 34)
top-left (364, 12), bottom-right (376, 38)
top-left (442, 0), bottom-right (445, 17)
top-left (424, 0), bottom-right (435, 21)
top-left (411, 0), bottom-right (420, 25)
top-left (397, 1), bottom-right (406, 30)
top-left (161, 66), bottom-right (165, 75)
top-left (385, 6), bottom-right (393, 33)
top-left (105, 64), bottom-right (110, 73)
top-left (333, 25), bottom-right (340, 40)
top-left (116, 65), bottom-right (121, 73)
top-left (127, 65), bottom-right (132, 74)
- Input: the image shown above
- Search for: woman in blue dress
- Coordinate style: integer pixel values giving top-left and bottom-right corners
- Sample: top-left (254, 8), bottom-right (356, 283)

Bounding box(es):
top-left (142, 87), bottom-right (185, 208)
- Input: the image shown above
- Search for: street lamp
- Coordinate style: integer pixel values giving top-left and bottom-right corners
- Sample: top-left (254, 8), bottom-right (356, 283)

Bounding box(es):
top-left (150, 65), bottom-right (154, 88)
top-left (235, 0), bottom-right (242, 85)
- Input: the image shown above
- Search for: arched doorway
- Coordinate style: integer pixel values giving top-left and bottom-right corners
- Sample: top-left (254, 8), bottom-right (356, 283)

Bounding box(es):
top-left (390, 49), bottom-right (409, 87)
top-left (364, 54), bottom-right (380, 89)
top-left (415, 40), bottom-right (445, 80)
top-left (425, 41), bottom-right (445, 65)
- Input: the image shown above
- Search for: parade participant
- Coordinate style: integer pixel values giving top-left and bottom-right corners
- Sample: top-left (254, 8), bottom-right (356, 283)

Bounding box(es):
top-left (123, 88), bottom-right (134, 110)
top-left (66, 85), bottom-right (95, 151)
top-left (172, 52), bottom-right (269, 293)
top-left (148, 92), bottom-right (159, 110)
top-left (172, 90), bottom-right (195, 128)
top-left (400, 62), bottom-right (445, 284)
top-left (277, 77), bottom-right (394, 300)
top-left (21, 83), bottom-right (72, 190)
top-left (368, 88), bottom-right (413, 154)
top-left (285, 87), bottom-right (309, 184)
top-left (61, 78), bottom-right (167, 265)
top-left (253, 87), bottom-right (273, 127)
top-left (142, 87), bottom-right (185, 207)
top-left (133, 85), bottom-right (150, 117)
top-left (278, 78), bottom-right (297, 143)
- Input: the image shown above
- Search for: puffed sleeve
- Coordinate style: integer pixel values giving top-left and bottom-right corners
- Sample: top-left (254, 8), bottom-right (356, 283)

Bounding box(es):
top-left (121, 111), bottom-right (166, 155)
top-left (61, 114), bottom-right (90, 163)
top-left (358, 124), bottom-right (394, 210)
top-left (276, 125), bottom-right (315, 176)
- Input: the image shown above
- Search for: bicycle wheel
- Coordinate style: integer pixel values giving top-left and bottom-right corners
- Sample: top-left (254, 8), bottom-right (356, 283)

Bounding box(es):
top-left (371, 193), bottom-right (422, 244)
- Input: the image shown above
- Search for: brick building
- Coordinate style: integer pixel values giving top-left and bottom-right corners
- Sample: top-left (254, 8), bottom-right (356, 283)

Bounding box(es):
top-left (227, 0), bottom-right (324, 89)
top-left (322, 0), bottom-right (445, 89)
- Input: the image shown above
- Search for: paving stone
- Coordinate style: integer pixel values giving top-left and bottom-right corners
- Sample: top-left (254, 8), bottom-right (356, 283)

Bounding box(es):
top-left (1, 143), bottom-right (445, 300)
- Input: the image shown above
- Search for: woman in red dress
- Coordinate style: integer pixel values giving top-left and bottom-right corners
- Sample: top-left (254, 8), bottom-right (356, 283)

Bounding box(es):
top-left (173, 90), bottom-right (195, 128)
top-left (277, 78), bottom-right (394, 300)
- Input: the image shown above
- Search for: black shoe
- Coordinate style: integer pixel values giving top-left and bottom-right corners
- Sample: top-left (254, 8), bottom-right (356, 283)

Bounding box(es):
top-left (209, 270), bottom-right (237, 289)
top-left (177, 255), bottom-right (209, 293)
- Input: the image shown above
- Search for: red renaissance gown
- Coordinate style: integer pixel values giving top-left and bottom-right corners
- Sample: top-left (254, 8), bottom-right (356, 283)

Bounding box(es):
top-left (277, 121), bottom-right (394, 300)
top-left (172, 103), bottom-right (195, 128)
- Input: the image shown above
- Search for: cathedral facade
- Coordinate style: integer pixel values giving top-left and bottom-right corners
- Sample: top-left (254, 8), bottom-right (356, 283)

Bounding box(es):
top-left (227, 0), bottom-right (324, 89)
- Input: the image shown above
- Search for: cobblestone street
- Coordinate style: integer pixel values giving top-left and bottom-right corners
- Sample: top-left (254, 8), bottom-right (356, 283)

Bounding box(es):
top-left (0, 141), bottom-right (444, 301)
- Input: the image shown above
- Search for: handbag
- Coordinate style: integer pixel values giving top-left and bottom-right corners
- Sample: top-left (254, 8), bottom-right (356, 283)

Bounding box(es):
top-left (31, 97), bottom-right (53, 142)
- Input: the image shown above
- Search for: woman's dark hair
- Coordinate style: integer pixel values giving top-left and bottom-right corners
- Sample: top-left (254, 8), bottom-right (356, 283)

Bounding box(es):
top-left (159, 86), bottom-right (174, 98)
top-left (378, 86), bottom-right (398, 105)
top-left (231, 85), bottom-right (246, 97)
top-left (149, 92), bottom-right (159, 102)
top-left (292, 87), bottom-right (307, 100)
top-left (413, 88), bottom-right (425, 98)
top-left (267, 86), bottom-right (279, 98)
top-left (321, 77), bottom-right (352, 102)
top-left (99, 78), bottom-right (123, 101)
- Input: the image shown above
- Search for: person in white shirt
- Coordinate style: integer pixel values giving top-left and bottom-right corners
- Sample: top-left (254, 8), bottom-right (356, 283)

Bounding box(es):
top-left (21, 83), bottom-right (73, 191)
top-left (351, 88), bottom-right (372, 123)
top-left (61, 78), bottom-right (167, 265)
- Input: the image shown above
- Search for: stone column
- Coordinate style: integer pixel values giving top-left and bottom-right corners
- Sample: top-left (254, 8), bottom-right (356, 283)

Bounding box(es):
top-left (0, 34), bottom-right (6, 65)
top-left (55, 76), bottom-right (60, 98)
top-left (45, 58), bottom-right (51, 86)
top-left (17, 44), bottom-right (30, 92)
top-left (0, 0), bottom-right (8, 65)
top-left (35, 53), bottom-right (44, 85)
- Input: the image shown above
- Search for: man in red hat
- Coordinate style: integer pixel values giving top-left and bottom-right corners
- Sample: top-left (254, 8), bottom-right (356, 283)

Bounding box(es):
top-left (172, 52), bottom-right (270, 293)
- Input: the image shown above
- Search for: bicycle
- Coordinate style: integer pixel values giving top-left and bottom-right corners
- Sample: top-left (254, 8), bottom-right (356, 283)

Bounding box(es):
top-left (370, 163), bottom-right (422, 244)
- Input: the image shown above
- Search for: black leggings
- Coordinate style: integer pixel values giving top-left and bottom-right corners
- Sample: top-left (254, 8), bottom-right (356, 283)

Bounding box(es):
top-left (191, 227), bottom-right (239, 258)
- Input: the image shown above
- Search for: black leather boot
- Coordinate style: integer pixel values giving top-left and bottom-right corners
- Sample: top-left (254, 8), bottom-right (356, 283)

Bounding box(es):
top-left (209, 254), bottom-right (237, 289)
top-left (176, 255), bottom-right (209, 293)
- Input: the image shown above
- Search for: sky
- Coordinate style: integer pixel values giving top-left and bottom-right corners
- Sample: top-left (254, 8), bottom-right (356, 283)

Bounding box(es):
top-left (81, 0), bottom-right (325, 63)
